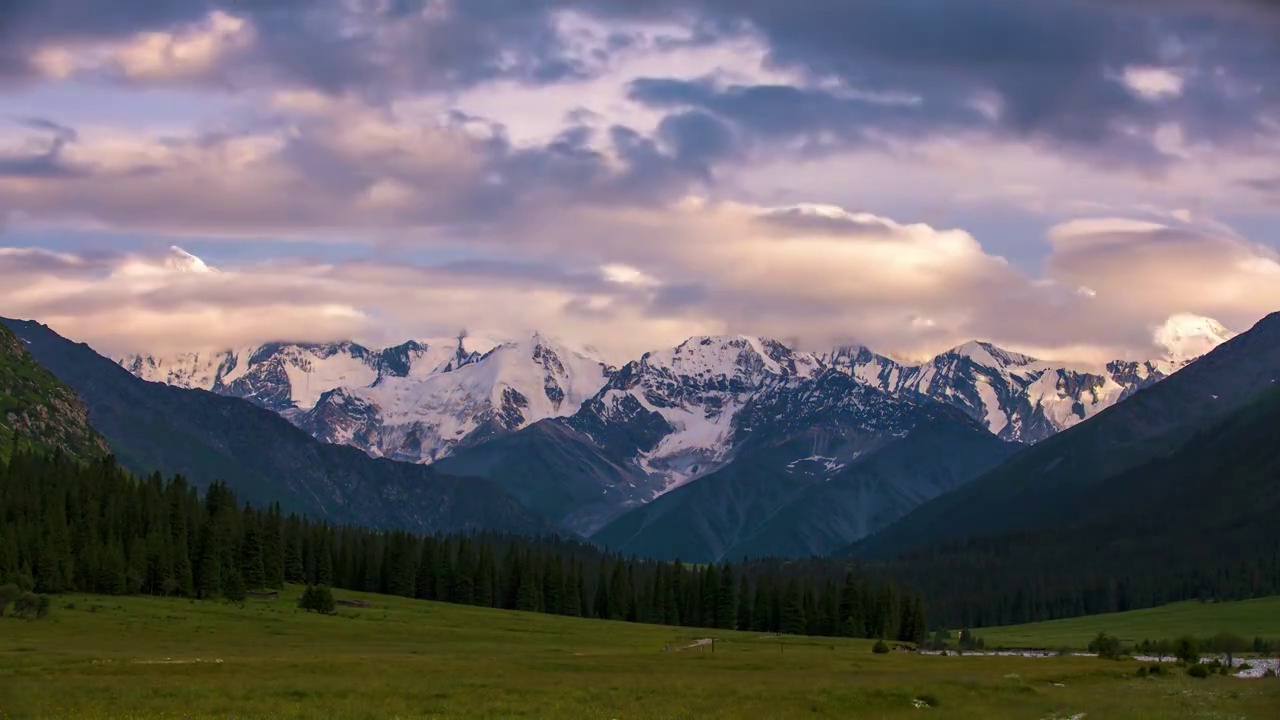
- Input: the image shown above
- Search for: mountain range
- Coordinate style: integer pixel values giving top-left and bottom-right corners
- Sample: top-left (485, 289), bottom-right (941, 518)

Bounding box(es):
top-left (115, 282), bottom-right (1234, 556)
top-left (3, 318), bottom-right (554, 537)
top-left (8, 244), bottom-right (1260, 564)
top-left (852, 310), bottom-right (1280, 560)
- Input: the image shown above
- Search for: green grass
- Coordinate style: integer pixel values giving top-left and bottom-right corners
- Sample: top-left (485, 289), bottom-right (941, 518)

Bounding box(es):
top-left (1, 587), bottom-right (1277, 718)
top-left (978, 596), bottom-right (1280, 649)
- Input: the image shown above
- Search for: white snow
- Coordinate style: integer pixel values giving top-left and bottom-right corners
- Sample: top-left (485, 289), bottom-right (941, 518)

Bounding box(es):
top-left (973, 378), bottom-right (1007, 436)
top-left (337, 333), bottom-right (610, 461)
top-left (164, 246), bottom-right (218, 274)
top-left (1152, 313), bottom-right (1236, 372)
top-left (279, 347), bottom-right (379, 410)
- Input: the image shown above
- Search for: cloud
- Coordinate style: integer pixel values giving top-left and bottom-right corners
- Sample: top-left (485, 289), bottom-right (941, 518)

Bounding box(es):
top-left (0, 118), bottom-right (86, 178)
top-left (1119, 66), bottom-right (1186, 101)
top-left (2, 203), bottom-right (1277, 364)
top-left (1046, 217), bottom-right (1280, 337)
top-left (6, 1), bottom-right (1278, 165)
top-left (0, 98), bottom-right (710, 235)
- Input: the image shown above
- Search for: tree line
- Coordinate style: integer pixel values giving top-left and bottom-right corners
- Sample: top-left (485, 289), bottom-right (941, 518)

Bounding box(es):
top-left (0, 450), bottom-right (927, 642)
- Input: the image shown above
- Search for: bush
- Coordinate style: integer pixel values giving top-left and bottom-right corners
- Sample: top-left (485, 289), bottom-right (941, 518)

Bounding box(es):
top-left (914, 693), bottom-right (940, 708)
top-left (1174, 636), bottom-right (1200, 665)
top-left (10, 592), bottom-right (48, 620)
top-left (1187, 664), bottom-right (1210, 679)
top-left (1089, 632), bottom-right (1123, 660)
top-left (872, 639), bottom-right (890, 654)
top-left (223, 572), bottom-right (247, 603)
top-left (1147, 663), bottom-right (1166, 676)
top-left (298, 585), bottom-right (336, 614)
top-left (0, 583), bottom-right (20, 617)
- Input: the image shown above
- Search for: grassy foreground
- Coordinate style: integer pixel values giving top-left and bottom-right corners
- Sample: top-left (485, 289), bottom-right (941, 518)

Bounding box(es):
top-left (1, 587), bottom-right (1277, 719)
top-left (978, 596), bottom-right (1280, 649)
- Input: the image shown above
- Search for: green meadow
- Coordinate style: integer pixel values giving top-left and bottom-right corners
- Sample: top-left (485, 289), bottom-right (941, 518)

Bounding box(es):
top-left (978, 596), bottom-right (1280, 649)
top-left (1, 586), bottom-right (1277, 719)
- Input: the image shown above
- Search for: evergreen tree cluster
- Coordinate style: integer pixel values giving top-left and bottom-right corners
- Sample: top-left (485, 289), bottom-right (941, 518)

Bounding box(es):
top-left (0, 451), bottom-right (926, 640)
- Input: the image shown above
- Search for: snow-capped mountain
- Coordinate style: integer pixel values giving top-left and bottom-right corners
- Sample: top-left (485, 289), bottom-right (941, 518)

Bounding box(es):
top-left (296, 333), bottom-right (612, 462)
top-left (122, 333), bottom-right (612, 463)
top-left (121, 337), bottom-right (490, 413)
top-left (120, 316), bottom-right (1234, 465)
top-left (592, 370), bottom-right (1016, 560)
top-left (569, 336), bottom-right (825, 492)
top-left (819, 315), bottom-right (1235, 444)
top-left (1153, 313), bottom-right (1237, 371)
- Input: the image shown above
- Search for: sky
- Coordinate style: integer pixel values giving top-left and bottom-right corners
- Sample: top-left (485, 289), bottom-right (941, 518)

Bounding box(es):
top-left (3, 0), bottom-right (1280, 364)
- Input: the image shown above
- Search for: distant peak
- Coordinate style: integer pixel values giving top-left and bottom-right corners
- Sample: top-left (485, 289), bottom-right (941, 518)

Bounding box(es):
top-left (943, 340), bottom-right (1038, 367)
top-left (1153, 313), bottom-right (1235, 361)
top-left (164, 246), bottom-right (218, 274)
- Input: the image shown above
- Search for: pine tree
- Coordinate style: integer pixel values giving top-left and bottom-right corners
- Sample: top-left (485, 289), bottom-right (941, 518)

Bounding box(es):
top-left (452, 540), bottom-right (475, 605)
top-left (716, 565), bottom-right (736, 629)
top-left (607, 561), bottom-right (629, 621)
top-left (515, 555), bottom-right (540, 612)
top-left (224, 568), bottom-right (247, 602)
top-left (415, 539), bottom-right (437, 600)
top-left (284, 535), bottom-right (305, 585)
top-left (315, 538), bottom-right (334, 587)
top-left (194, 524), bottom-right (220, 599)
top-left (782, 580), bottom-right (806, 635)
top-left (751, 580), bottom-right (770, 632)
top-left (736, 575), bottom-right (752, 632)
top-left (561, 561), bottom-right (582, 617)
top-left (475, 544), bottom-right (496, 608)
top-left (240, 522), bottom-right (266, 590)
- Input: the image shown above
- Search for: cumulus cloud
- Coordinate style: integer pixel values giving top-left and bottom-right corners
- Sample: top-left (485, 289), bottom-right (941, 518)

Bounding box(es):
top-left (3, 205), bottom-right (1274, 365)
top-left (0, 98), bottom-right (711, 235)
top-left (28, 10), bottom-right (255, 83)
top-left (4, 0), bottom-right (1280, 365)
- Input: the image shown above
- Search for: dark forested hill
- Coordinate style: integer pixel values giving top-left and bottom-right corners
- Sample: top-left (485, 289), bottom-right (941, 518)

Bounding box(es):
top-left (0, 323), bottom-right (107, 461)
top-left (1, 318), bottom-right (554, 536)
top-left (886, 381), bottom-right (1280, 629)
top-left (854, 311), bottom-right (1280, 560)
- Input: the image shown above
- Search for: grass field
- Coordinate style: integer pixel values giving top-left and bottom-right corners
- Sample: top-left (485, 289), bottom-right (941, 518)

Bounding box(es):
top-left (1, 587), bottom-right (1277, 719)
top-left (977, 596), bottom-right (1280, 650)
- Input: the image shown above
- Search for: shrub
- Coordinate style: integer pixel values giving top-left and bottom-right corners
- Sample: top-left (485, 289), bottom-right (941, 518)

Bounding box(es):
top-left (10, 592), bottom-right (47, 620)
top-left (298, 585), bottom-right (336, 614)
top-left (1147, 663), bottom-right (1166, 676)
top-left (0, 583), bottom-right (20, 617)
top-left (223, 572), bottom-right (247, 603)
top-left (1187, 664), bottom-right (1210, 679)
top-left (872, 639), bottom-right (890, 654)
top-left (1174, 636), bottom-right (1200, 665)
top-left (915, 693), bottom-right (940, 708)
top-left (1089, 632), bottom-right (1123, 660)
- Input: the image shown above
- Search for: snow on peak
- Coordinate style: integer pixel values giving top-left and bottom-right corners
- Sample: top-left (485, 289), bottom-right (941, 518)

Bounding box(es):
top-left (1154, 314), bottom-right (1235, 363)
top-left (164, 246), bottom-right (218, 273)
top-left (942, 341), bottom-right (1038, 368)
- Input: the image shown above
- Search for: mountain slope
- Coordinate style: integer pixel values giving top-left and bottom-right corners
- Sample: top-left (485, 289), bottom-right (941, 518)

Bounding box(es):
top-left (297, 334), bottom-right (611, 462)
top-left (854, 310), bottom-right (1280, 560)
top-left (4, 318), bottom-right (554, 536)
top-left (125, 333), bottom-right (611, 463)
top-left (431, 418), bottom-right (654, 532)
top-left (0, 323), bottom-right (108, 461)
top-left (591, 371), bottom-right (1015, 561)
top-left (892, 380), bottom-right (1280, 628)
